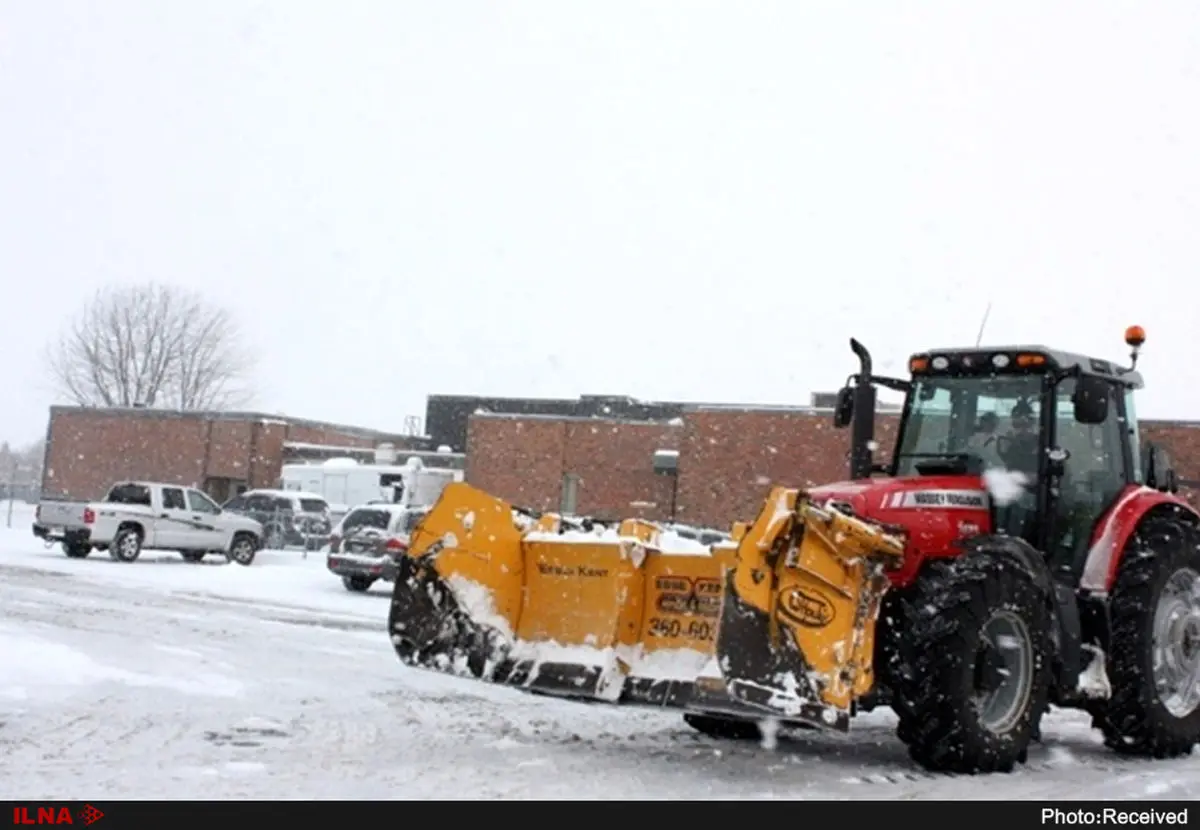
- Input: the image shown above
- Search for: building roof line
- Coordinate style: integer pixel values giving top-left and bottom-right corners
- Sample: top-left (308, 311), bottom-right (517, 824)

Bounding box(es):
top-left (468, 412), bottom-right (677, 427)
top-left (48, 405), bottom-right (413, 443)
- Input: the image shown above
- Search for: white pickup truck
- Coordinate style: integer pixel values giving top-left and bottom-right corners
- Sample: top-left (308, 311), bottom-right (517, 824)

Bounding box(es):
top-left (33, 481), bottom-right (264, 565)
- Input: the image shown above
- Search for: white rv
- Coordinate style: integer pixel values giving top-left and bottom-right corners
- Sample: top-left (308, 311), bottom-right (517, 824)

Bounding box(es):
top-left (279, 445), bottom-right (463, 520)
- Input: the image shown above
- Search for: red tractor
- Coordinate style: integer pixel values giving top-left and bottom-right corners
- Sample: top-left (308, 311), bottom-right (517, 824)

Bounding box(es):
top-left (827, 326), bottom-right (1200, 769)
top-left (386, 326), bottom-right (1200, 774)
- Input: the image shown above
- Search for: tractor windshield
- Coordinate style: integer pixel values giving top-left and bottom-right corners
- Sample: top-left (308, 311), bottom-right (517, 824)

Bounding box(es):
top-left (894, 374), bottom-right (1044, 477)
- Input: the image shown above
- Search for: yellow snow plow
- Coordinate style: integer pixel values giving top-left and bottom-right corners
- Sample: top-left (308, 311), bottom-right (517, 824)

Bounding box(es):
top-left (387, 481), bottom-right (905, 731)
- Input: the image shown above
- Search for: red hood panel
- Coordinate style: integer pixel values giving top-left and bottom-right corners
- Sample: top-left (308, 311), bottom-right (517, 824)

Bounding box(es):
top-left (807, 476), bottom-right (994, 571)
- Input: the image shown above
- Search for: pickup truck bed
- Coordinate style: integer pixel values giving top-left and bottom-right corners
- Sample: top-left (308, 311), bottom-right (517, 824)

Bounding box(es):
top-left (32, 500), bottom-right (94, 555)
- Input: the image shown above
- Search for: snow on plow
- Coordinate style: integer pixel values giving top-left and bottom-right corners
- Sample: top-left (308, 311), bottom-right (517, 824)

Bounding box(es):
top-left (387, 482), bottom-right (906, 730)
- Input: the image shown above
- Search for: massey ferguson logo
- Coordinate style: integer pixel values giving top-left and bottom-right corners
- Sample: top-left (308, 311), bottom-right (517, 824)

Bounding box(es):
top-left (886, 489), bottom-right (988, 510)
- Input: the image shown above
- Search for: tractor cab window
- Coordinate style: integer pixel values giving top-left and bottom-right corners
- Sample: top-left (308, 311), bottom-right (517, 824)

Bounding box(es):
top-left (1046, 377), bottom-right (1128, 574)
top-left (1125, 389), bottom-right (1143, 484)
top-left (895, 375), bottom-right (1044, 477)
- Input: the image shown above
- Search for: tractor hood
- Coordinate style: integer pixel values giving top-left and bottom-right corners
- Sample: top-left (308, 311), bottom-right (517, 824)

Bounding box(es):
top-left (807, 475), bottom-right (995, 559)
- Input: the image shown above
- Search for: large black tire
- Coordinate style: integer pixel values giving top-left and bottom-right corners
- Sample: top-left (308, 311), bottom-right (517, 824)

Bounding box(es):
top-left (110, 527), bottom-right (143, 563)
top-left (682, 713), bottom-right (763, 742)
top-left (343, 575), bottom-right (376, 593)
top-left (875, 588), bottom-right (921, 743)
top-left (893, 555), bottom-right (1053, 773)
top-left (63, 540), bottom-right (91, 559)
top-left (1098, 517), bottom-right (1200, 758)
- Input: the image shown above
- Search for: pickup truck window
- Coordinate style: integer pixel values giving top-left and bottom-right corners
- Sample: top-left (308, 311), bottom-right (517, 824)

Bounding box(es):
top-left (107, 483), bottom-right (152, 506)
top-left (162, 488), bottom-right (187, 510)
top-left (187, 490), bottom-right (220, 514)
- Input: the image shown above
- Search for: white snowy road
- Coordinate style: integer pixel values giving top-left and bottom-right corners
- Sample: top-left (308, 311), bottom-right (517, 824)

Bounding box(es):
top-left (1, 502), bottom-right (1197, 800)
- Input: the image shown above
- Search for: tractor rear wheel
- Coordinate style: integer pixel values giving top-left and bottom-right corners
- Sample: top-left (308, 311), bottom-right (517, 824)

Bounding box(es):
top-left (894, 554), bottom-right (1052, 773)
top-left (1099, 517), bottom-right (1200, 758)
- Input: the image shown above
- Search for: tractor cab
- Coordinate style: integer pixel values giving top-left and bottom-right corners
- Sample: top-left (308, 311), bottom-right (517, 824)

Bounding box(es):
top-left (831, 327), bottom-right (1180, 583)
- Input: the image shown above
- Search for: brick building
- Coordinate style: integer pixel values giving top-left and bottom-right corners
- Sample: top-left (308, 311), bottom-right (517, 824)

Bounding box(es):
top-left (426, 394), bottom-right (688, 453)
top-left (466, 406), bottom-right (1200, 530)
top-left (40, 406), bottom-right (428, 503)
top-left (424, 392), bottom-right (901, 453)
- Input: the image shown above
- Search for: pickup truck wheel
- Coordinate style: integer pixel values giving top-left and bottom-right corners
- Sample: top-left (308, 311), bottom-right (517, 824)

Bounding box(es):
top-left (63, 541), bottom-right (91, 559)
top-left (180, 551), bottom-right (206, 563)
top-left (343, 575), bottom-right (375, 592)
top-left (110, 527), bottom-right (143, 563)
top-left (227, 533), bottom-right (257, 566)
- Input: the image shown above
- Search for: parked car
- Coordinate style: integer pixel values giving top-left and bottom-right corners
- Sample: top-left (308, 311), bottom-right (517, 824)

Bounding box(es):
top-left (221, 489), bottom-right (332, 551)
top-left (326, 504), bottom-right (429, 592)
top-left (33, 481), bottom-right (263, 565)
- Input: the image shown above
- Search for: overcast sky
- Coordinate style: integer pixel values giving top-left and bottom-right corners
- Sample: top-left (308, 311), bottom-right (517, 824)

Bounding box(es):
top-left (3, 1), bottom-right (1198, 443)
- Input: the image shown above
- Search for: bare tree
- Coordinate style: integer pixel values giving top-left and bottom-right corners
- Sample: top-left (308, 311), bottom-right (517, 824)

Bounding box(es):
top-left (46, 283), bottom-right (255, 410)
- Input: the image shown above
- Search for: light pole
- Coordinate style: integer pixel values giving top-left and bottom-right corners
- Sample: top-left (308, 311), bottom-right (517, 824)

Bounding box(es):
top-left (5, 459), bottom-right (22, 529)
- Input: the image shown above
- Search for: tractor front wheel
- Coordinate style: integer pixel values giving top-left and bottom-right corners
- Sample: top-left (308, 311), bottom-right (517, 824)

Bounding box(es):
top-left (894, 554), bottom-right (1052, 773)
top-left (1099, 517), bottom-right (1200, 758)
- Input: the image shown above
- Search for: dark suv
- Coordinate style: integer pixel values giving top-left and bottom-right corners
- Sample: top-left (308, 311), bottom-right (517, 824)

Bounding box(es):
top-left (222, 489), bottom-right (332, 551)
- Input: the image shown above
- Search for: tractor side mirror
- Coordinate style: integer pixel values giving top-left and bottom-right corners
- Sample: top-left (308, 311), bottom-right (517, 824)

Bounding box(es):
top-left (1073, 375), bottom-right (1110, 425)
top-left (832, 386), bottom-right (854, 429)
top-left (1143, 442), bottom-right (1158, 488)
top-left (1143, 442), bottom-right (1179, 492)
top-left (1137, 441), bottom-right (1176, 491)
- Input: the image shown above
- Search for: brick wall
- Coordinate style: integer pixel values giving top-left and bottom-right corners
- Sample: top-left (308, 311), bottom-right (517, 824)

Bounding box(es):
top-left (43, 409), bottom-right (212, 500)
top-left (675, 409), bottom-right (899, 527)
top-left (1142, 421), bottom-right (1200, 506)
top-left (465, 408), bottom-right (1200, 531)
top-left (466, 416), bottom-right (567, 511)
top-left (41, 408), bottom-right (397, 501)
top-left (466, 414), bottom-right (681, 520)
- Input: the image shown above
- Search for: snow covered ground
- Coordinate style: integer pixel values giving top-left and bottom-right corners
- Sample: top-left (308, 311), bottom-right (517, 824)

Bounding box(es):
top-left (1, 499), bottom-right (1196, 800)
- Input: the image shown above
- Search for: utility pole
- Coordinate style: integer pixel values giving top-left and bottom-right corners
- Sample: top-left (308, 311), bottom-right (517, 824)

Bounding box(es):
top-left (5, 460), bottom-right (17, 529)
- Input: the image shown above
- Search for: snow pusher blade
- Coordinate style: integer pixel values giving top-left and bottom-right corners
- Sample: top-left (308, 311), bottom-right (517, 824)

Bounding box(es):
top-left (387, 481), bottom-right (738, 702)
top-left (387, 482), bottom-right (905, 729)
top-left (711, 487), bottom-right (906, 730)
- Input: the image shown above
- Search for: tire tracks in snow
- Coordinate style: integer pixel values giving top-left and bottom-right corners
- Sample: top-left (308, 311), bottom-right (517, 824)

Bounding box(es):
top-left (5, 557), bottom-right (1200, 798)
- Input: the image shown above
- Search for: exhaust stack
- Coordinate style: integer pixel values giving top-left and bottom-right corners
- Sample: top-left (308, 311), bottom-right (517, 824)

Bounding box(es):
top-left (848, 338), bottom-right (876, 481)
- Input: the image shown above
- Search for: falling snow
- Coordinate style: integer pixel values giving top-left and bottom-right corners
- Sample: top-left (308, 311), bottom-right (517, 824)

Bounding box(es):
top-left (2, 499), bottom-right (1198, 800)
